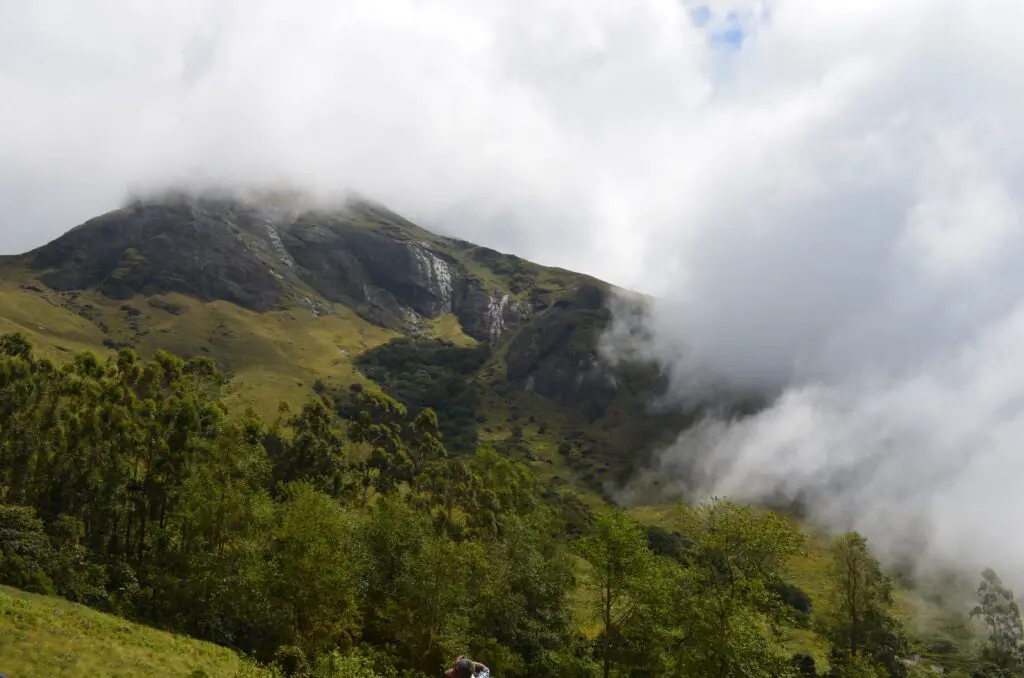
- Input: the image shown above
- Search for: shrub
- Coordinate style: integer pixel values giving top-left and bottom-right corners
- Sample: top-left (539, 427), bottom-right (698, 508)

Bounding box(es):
top-left (311, 650), bottom-right (393, 678)
top-left (273, 645), bottom-right (310, 677)
top-left (0, 552), bottom-right (54, 594)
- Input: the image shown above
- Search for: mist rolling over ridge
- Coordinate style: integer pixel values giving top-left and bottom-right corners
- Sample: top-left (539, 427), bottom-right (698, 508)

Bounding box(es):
top-left (586, 0), bottom-right (1024, 582)
top-left (6, 0), bottom-right (1024, 586)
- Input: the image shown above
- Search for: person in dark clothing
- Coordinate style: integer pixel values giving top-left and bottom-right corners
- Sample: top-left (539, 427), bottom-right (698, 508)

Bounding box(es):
top-left (445, 655), bottom-right (489, 677)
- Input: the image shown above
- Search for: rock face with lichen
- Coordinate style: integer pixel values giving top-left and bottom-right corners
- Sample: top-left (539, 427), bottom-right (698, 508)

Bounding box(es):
top-left (456, 280), bottom-right (524, 342)
top-left (505, 284), bottom-right (619, 417)
top-left (22, 192), bottom-right (573, 343)
top-left (30, 198), bottom-right (287, 311)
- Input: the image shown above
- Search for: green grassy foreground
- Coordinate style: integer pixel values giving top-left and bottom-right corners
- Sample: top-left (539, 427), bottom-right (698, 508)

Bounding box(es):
top-left (0, 585), bottom-right (268, 677)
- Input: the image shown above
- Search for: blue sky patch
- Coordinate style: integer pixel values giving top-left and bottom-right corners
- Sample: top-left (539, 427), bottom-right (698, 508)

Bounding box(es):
top-left (690, 5), bottom-right (712, 27)
top-left (689, 4), bottom-right (755, 50)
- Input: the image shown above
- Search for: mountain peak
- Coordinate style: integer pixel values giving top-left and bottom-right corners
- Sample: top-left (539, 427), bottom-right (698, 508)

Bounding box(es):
top-left (20, 192), bottom-right (600, 343)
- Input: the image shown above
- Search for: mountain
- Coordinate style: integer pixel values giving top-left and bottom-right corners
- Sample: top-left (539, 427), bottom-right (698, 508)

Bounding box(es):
top-left (24, 191), bottom-right (557, 337)
top-left (0, 191), bottom-right (980, 677)
top-left (0, 190), bottom-right (689, 493)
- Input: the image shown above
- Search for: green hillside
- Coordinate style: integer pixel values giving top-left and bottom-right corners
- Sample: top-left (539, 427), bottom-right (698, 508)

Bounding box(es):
top-left (0, 194), bottom-right (1012, 677)
top-left (0, 585), bottom-right (268, 677)
top-left (0, 193), bottom-right (689, 497)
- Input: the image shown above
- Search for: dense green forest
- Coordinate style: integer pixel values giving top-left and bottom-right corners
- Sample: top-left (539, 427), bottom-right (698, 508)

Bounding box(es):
top-left (0, 332), bottom-right (1020, 677)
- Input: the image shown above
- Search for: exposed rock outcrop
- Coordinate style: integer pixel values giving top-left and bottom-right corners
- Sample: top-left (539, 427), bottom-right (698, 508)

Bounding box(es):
top-left (456, 280), bottom-right (525, 342)
top-left (505, 284), bottom-right (619, 417)
top-left (30, 198), bottom-right (287, 311)
top-left (25, 194), bottom-right (536, 342)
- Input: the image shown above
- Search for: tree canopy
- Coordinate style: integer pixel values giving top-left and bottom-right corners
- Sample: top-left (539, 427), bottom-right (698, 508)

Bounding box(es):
top-left (0, 333), bottom-right (1000, 677)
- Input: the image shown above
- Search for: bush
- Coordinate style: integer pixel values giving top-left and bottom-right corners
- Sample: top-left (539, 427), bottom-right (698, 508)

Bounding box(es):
top-left (0, 505), bottom-right (52, 560)
top-left (106, 559), bottom-right (140, 612)
top-left (0, 504), bottom-right (57, 594)
top-left (0, 552), bottom-right (54, 594)
top-left (646, 526), bottom-right (685, 560)
top-left (234, 659), bottom-right (284, 678)
top-left (273, 645), bottom-right (310, 677)
top-left (769, 579), bottom-right (813, 622)
top-left (353, 338), bottom-right (490, 452)
top-left (49, 515), bottom-right (107, 604)
top-left (311, 650), bottom-right (393, 678)
top-left (791, 653), bottom-right (817, 677)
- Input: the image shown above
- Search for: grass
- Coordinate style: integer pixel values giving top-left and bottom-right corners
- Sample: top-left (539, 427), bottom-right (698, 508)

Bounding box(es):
top-left (0, 585), bottom-right (270, 677)
top-left (421, 313), bottom-right (478, 346)
top-left (0, 269), bottom-right (399, 420)
top-left (0, 284), bottom-right (109, 358)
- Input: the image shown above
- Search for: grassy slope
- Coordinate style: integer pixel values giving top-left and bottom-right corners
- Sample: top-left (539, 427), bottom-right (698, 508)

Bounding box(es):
top-left (0, 261), bottom-right (606, 492)
top-left (0, 585), bottom-right (268, 677)
top-left (0, 266), bottom-right (397, 418)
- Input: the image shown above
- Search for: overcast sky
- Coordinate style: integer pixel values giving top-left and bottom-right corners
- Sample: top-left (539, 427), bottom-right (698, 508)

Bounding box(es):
top-left (6, 0), bottom-right (1024, 579)
top-left (1, 0), bottom-right (762, 286)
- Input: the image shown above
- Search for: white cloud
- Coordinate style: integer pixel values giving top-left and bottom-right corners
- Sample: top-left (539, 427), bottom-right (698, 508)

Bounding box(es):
top-left (593, 1), bottom-right (1024, 580)
top-left (643, 303), bottom-right (1024, 574)
top-left (5, 0), bottom-right (1024, 579)
top-left (0, 0), bottom-right (712, 282)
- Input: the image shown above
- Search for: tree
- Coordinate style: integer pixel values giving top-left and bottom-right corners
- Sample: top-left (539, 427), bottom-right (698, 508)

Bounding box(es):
top-left (273, 397), bottom-right (347, 495)
top-left (9, 332), bottom-right (967, 677)
top-left (357, 497), bottom-right (431, 650)
top-left (346, 391), bottom-right (408, 503)
top-left (821, 532), bottom-right (907, 677)
top-left (971, 568), bottom-right (1024, 675)
top-left (0, 333), bottom-right (594, 674)
top-left (407, 407), bottom-right (446, 479)
top-left (464, 511), bottom-right (576, 673)
top-left (670, 498), bottom-right (805, 678)
top-left (262, 483), bottom-right (365, 658)
top-left (576, 508), bottom-right (658, 678)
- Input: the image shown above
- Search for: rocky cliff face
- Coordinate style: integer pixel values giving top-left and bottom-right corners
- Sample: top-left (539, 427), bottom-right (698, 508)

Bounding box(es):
top-left (30, 198), bottom-right (287, 311)
top-left (456, 281), bottom-right (524, 342)
top-left (505, 284), bottom-right (619, 418)
top-left (24, 193), bottom-right (538, 342)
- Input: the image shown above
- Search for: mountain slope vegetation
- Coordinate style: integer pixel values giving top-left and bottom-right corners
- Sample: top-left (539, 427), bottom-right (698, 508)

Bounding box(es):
top-left (0, 193), bottom-right (1014, 677)
top-left (0, 191), bottom-right (688, 495)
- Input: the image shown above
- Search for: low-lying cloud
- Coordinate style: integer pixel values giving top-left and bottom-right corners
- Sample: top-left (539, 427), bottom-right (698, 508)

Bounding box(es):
top-left (6, 1), bottom-right (1024, 578)
top-left (618, 309), bottom-right (1024, 573)
top-left (595, 2), bottom-right (1024, 580)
